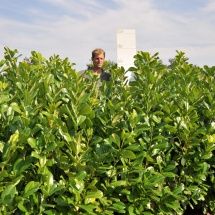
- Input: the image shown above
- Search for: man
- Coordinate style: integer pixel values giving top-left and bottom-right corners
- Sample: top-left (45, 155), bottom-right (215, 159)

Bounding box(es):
top-left (79, 48), bottom-right (111, 81)
top-left (91, 48), bottom-right (111, 81)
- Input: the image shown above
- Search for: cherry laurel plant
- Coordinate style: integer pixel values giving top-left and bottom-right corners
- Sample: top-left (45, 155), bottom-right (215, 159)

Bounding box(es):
top-left (0, 47), bottom-right (215, 214)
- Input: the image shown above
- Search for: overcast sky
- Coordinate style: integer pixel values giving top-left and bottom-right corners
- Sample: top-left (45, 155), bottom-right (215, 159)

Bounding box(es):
top-left (0, 0), bottom-right (215, 71)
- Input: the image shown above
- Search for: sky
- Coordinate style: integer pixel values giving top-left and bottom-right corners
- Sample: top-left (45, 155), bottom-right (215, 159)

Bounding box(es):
top-left (0, 0), bottom-right (215, 71)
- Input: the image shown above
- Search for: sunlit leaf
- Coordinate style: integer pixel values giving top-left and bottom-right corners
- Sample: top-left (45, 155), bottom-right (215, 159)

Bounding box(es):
top-left (24, 181), bottom-right (40, 197)
top-left (86, 190), bottom-right (103, 199)
top-left (1, 184), bottom-right (16, 201)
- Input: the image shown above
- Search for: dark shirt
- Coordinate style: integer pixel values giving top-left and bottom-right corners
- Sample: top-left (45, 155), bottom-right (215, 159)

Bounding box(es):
top-left (79, 68), bottom-right (111, 81)
top-left (100, 69), bottom-right (111, 81)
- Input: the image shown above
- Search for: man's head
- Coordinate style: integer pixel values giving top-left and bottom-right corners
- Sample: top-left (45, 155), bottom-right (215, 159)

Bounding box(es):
top-left (92, 48), bottom-right (105, 70)
top-left (92, 48), bottom-right (105, 59)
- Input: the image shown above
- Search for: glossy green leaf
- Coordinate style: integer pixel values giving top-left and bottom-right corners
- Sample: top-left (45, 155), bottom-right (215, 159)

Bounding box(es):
top-left (144, 175), bottom-right (164, 189)
top-left (78, 204), bottom-right (96, 213)
top-left (18, 201), bottom-right (28, 212)
top-left (152, 142), bottom-right (169, 150)
top-left (172, 183), bottom-right (185, 195)
top-left (24, 181), bottom-right (40, 197)
top-left (1, 184), bottom-right (16, 201)
top-left (162, 172), bottom-right (176, 178)
top-left (13, 158), bottom-right (32, 175)
top-left (121, 149), bottom-right (136, 159)
top-left (163, 164), bottom-right (175, 172)
top-left (111, 133), bottom-right (121, 148)
top-left (110, 180), bottom-right (127, 187)
top-left (165, 201), bottom-right (181, 210)
top-left (27, 137), bottom-right (37, 149)
top-left (159, 203), bottom-right (171, 214)
top-left (79, 103), bottom-right (92, 115)
top-left (76, 171), bottom-right (87, 181)
top-left (77, 115), bottom-right (86, 126)
top-left (46, 74), bottom-right (55, 84)
top-left (44, 142), bottom-right (57, 153)
top-left (108, 201), bottom-right (126, 213)
top-left (86, 190), bottom-right (103, 198)
top-left (10, 102), bottom-right (22, 113)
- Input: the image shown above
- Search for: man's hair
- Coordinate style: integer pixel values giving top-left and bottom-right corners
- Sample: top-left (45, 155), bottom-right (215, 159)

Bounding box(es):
top-left (92, 48), bottom-right (105, 59)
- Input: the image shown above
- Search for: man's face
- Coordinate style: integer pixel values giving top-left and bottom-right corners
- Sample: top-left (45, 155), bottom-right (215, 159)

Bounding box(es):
top-left (92, 54), bottom-right (104, 69)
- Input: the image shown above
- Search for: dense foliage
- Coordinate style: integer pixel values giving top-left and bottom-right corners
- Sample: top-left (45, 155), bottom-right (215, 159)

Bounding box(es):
top-left (0, 47), bottom-right (215, 214)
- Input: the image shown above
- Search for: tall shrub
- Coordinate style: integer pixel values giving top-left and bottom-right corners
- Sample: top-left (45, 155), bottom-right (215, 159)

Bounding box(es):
top-left (0, 47), bottom-right (215, 214)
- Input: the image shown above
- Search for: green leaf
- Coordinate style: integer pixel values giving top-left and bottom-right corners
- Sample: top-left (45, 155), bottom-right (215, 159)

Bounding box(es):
top-left (151, 188), bottom-right (162, 197)
top-left (0, 170), bottom-right (8, 180)
top-left (76, 171), bottom-right (87, 181)
top-left (108, 201), bottom-right (126, 213)
top-left (125, 143), bottom-right (140, 151)
top-left (77, 115), bottom-right (86, 126)
top-left (79, 103), bottom-right (92, 115)
top-left (207, 134), bottom-right (215, 143)
top-left (163, 164), bottom-right (175, 172)
top-left (31, 151), bottom-right (43, 159)
top-left (131, 154), bottom-right (144, 166)
top-left (16, 82), bottom-right (22, 90)
top-left (8, 130), bottom-right (19, 144)
top-left (159, 203), bottom-right (171, 214)
top-left (152, 142), bottom-right (169, 150)
top-left (144, 175), bottom-right (164, 189)
top-left (111, 133), bottom-right (121, 148)
top-left (78, 92), bottom-right (90, 104)
top-left (44, 142), bottom-right (57, 153)
top-left (162, 172), bottom-right (176, 178)
top-left (121, 150), bottom-right (136, 159)
top-left (10, 102), bottom-right (22, 113)
top-left (181, 157), bottom-right (186, 166)
top-left (165, 201), bottom-right (181, 210)
top-left (24, 181), bottom-right (40, 197)
top-left (0, 95), bottom-right (10, 104)
top-left (128, 205), bottom-right (135, 215)
top-left (110, 180), bottom-right (127, 187)
top-left (143, 212), bottom-right (154, 215)
top-left (27, 137), bottom-right (37, 149)
top-left (201, 152), bottom-right (213, 159)
top-left (86, 190), bottom-right (103, 199)
top-left (43, 210), bottom-right (57, 215)
top-left (1, 184), bottom-right (16, 202)
top-left (172, 183), bottom-right (184, 195)
top-left (13, 158), bottom-right (32, 175)
top-left (46, 74), bottom-right (55, 84)
top-left (165, 125), bottom-right (177, 133)
top-left (59, 129), bottom-right (72, 142)
top-left (18, 201), bottom-right (28, 212)
top-left (49, 185), bottom-right (65, 196)
top-left (78, 204), bottom-right (96, 213)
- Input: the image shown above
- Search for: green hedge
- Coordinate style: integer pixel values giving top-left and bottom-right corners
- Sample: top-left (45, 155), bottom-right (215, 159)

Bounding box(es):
top-left (0, 47), bottom-right (215, 214)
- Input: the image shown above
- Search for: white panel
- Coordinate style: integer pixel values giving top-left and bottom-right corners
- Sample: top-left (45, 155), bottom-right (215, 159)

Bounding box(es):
top-left (117, 28), bottom-right (136, 67)
top-left (117, 29), bottom-right (136, 82)
top-left (117, 31), bottom-right (136, 49)
top-left (117, 49), bottom-right (136, 64)
top-left (117, 33), bottom-right (136, 49)
top-left (117, 43), bottom-right (136, 49)
top-left (117, 29), bottom-right (136, 34)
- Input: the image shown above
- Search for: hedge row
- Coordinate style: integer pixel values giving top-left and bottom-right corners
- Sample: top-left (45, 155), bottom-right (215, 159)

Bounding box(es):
top-left (0, 47), bottom-right (215, 214)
